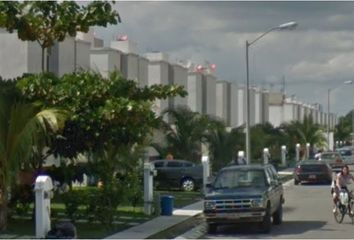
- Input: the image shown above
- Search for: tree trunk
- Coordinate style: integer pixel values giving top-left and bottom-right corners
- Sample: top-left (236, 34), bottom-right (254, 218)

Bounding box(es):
top-left (0, 184), bottom-right (8, 231)
top-left (41, 47), bottom-right (45, 73)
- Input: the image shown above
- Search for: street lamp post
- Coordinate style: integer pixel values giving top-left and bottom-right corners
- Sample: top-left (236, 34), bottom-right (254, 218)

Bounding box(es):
top-left (352, 109), bottom-right (354, 148)
top-left (327, 80), bottom-right (353, 150)
top-left (245, 21), bottom-right (298, 164)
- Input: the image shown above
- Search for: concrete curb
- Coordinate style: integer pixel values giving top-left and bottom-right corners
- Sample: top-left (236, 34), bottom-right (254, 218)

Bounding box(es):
top-left (174, 222), bottom-right (206, 239)
top-left (105, 201), bottom-right (203, 239)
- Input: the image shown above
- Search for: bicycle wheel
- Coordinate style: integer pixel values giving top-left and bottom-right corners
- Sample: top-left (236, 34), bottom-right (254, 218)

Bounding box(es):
top-left (349, 201), bottom-right (354, 224)
top-left (334, 204), bottom-right (346, 223)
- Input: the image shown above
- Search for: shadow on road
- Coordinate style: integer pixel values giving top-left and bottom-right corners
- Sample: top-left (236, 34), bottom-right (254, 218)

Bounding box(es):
top-left (272, 220), bottom-right (329, 234)
top-left (210, 220), bottom-right (327, 237)
top-left (298, 182), bottom-right (332, 186)
top-left (283, 206), bottom-right (296, 213)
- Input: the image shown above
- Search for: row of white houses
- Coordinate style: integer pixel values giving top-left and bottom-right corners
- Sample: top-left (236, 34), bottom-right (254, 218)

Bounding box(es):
top-left (0, 29), bottom-right (337, 130)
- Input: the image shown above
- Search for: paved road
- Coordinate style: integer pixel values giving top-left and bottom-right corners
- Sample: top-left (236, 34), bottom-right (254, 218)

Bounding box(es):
top-left (202, 179), bottom-right (354, 239)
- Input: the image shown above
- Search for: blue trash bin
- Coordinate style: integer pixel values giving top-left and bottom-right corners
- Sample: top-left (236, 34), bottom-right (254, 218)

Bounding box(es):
top-left (160, 195), bottom-right (174, 216)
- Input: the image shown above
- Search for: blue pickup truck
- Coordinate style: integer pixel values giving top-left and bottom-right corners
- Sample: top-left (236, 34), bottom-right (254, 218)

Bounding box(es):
top-left (203, 164), bottom-right (284, 233)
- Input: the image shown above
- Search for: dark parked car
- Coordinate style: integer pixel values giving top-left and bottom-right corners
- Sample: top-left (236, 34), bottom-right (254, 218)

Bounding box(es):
top-left (319, 151), bottom-right (345, 171)
top-left (151, 159), bottom-right (203, 191)
top-left (294, 160), bottom-right (332, 185)
top-left (204, 164), bottom-right (284, 234)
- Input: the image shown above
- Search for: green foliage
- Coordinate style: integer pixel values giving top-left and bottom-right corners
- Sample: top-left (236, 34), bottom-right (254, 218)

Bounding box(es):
top-left (280, 115), bottom-right (326, 160)
top-left (205, 121), bottom-right (244, 172)
top-left (17, 71), bottom-right (186, 159)
top-left (62, 190), bottom-right (85, 222)
top-left (335, 110), bottom-right (353, 144)
top-left (61, 187), bottom-right (122, 225)
top-left (75, 145), bottom-right (146, 226)
top-left (93, 186), bottom-right (123, 227)
top-left (8, 185), bottom-right (33, 217)
top-left (250, 122), bottom-right (284, 162)
top-left (0, 78), bottom-right (67, 230)
top-left (152, 106), bottom-right (210, 162)
top-left (124, 169), bottom-right (143, 211)
top-left (0, 1), bottom-right (121, 71)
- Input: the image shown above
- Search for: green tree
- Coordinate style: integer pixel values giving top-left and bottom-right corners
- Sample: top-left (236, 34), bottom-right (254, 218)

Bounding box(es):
top-left (151, 107), bottom-right (210, 162)
top-left (0, 1), bottom-right (120, 71)
top-left (250, 123), bottom-right (284, 163)
top-left (205, 122), bottom-right (244, 172)
top-left (0, 80), bottom-right (66, 230)
top-left (17, 71), bottom-right (186, 225)
top-left (280, 115), bottom-right (326, 159)
top-left (17, 71), bottom-right (186, 160)
top-left (335, 110), bottom-right (353, 145)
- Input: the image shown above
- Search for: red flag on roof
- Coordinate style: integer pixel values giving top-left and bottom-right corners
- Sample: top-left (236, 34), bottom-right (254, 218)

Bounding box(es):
top-left (196, 64), bottom-right (204, 72)
top-left (117, 35), bottom-right (128, 41)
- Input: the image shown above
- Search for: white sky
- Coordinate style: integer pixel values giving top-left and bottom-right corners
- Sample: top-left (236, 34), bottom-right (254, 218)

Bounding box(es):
top-left (95, 1), bottom-right (354, 117)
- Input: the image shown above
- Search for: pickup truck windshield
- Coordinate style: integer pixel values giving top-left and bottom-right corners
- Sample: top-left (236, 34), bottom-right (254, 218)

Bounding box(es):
top-left (214, 169), bottom-right (267, 189)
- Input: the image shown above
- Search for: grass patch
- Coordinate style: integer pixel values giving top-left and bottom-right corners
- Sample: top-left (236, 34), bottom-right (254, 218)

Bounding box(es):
top-left (4, 203), bottom-right (151, 238)
top-left (156, 190), bottom-right (203, 208)
top-left (2, 218), bottom-right (139, 239)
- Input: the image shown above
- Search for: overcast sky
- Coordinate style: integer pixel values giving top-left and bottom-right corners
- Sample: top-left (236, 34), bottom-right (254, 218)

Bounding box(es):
top-left (94, 1), bottom-right (354, 117)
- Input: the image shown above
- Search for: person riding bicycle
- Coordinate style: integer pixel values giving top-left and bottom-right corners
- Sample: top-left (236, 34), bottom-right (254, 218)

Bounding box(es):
top-left (332, 165), bottom-right (354, 214)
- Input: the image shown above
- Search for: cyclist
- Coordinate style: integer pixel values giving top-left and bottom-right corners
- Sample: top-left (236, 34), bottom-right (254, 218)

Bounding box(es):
top-left (332, 165), bottom-right (354, 214)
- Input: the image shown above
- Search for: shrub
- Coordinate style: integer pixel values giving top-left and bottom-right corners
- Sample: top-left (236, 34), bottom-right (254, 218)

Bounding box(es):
top-left (8, 184), bottom-right (33, 217)
top-left (62, 190), bottom-right (87, 222)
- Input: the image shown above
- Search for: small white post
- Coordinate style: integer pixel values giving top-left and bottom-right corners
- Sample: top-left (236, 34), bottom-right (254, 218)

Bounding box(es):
top-left (202, 156), bottom-right (210, 194)
top-left (35, 175), bottom-right (53, 239)
top-left (296, 143), bottom-right (301, 162)
top-left (306, 143), bottom-right (310, 159)
top-left (144, 162), bottom-right (154, 215)
top-left (238, 151), bottom-right (245, 165)
top-left (281, 145), bottom-right (287, 167)
top-left (263, 148), bottom-right (269, 164)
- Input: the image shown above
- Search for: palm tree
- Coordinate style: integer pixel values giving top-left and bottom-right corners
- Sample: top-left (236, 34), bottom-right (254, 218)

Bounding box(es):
top-left (151, 106), bottom-right (209, 163)
top-left (205, 122), bottom-right (244, 172)
top-left (250, 123), bottom-right (285, 163)
top-left (280, 115), bottom-right (326, 159)
top-left (0, 85), bottom-right (66, 230)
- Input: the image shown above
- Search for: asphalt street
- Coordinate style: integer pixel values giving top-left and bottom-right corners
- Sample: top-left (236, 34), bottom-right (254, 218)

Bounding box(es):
top-left (202, 172), bottom-right (354, 239)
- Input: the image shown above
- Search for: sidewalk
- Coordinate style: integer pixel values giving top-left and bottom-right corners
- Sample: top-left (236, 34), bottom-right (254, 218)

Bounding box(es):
top-left (278, 167), bottom-right (294, 175)
top-left (105, 200), bottom-right (203, 239)
top-left (107, 168), bottom-right (294, 239)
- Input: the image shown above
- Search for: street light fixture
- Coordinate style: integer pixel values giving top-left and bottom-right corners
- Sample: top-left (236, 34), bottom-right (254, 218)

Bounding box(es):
top-left (245, 21), bottom-right (298, 164)
top-left (327, 80), bottom-right (353, 150)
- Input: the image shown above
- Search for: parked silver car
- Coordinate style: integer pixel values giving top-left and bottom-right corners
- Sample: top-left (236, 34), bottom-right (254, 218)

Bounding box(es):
top-left (336, 147), bottom-right (354, 165)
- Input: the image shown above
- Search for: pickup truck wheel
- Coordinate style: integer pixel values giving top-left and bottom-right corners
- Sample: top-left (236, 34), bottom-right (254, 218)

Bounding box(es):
top-left (259, 205), bottom-right (272, 233)
top-left (181, 178), bottom-right (195, 192)
top-left (207, 223), bottom-right (217, 234)
top-left (272, 203), bottom-right (283, 225)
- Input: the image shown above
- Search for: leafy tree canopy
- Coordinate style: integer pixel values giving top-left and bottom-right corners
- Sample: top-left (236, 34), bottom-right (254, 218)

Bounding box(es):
top-left (0, 1), bottom-right (120, 71)
top-left (0, 1), bottom-right (120, 49)
top-left (17, 71), bottom-right (187, 158)
top-left (335, 110), bottom-right (354, 144)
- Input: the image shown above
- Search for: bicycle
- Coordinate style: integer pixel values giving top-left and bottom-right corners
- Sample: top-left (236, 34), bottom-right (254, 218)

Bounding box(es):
top-left (333, 189), bottom-right (354, 223)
